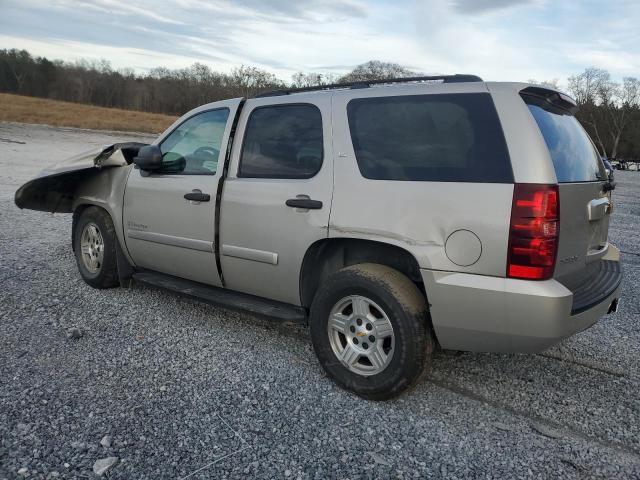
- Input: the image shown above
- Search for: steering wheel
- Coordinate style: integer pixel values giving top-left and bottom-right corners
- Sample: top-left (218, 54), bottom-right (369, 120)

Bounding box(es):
top-left (186, 146), bottom-right (220, 173)
top-left (193, 146), bottom-right (219, 160)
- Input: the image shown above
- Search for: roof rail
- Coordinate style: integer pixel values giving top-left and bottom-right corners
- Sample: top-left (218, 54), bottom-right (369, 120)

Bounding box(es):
top-left (254, 74), bottom-right (483, 98)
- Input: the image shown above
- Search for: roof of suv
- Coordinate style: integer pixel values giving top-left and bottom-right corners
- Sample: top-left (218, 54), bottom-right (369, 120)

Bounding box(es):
top-left (253, 77), bottom-right (575, 107)
top-left (254, 74), bottom-right (484, 98)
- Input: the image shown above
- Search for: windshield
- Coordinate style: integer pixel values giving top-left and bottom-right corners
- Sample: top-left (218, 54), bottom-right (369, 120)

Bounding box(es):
top-left (524, 96), bottom-right (605, 183)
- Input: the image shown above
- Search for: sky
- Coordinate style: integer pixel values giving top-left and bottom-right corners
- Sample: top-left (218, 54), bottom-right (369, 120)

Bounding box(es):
top-left (0, 0), bottom-right (638, 84)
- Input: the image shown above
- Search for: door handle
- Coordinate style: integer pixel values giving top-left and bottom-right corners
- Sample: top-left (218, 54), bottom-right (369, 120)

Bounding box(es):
top-left (184, 192), bottom-right (210, 202)
top-left (286, 198), bottom-right (323, 210)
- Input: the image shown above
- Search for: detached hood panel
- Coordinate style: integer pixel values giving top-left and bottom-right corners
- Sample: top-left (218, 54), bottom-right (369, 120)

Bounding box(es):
top-left (14, 142), bottom-right (147, 213)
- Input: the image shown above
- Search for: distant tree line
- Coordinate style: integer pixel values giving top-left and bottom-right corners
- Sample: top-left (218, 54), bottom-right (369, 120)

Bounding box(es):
top-left (1, 48), bottom-right (639, 158)
top-left (0, 49), bottom-right (411, 115)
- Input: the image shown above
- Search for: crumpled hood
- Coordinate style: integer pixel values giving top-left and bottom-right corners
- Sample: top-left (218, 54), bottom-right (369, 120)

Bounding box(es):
top-left (15, 142), bottom-right (147, 212)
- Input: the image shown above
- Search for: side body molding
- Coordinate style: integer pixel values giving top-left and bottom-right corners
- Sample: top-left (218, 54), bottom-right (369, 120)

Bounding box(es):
top-left (221, 244), bottom-right (278, 265)
top-left (127, 230), bottom-right (214, 253)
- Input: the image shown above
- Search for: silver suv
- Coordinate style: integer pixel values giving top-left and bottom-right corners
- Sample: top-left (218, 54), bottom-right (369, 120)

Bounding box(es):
top-left (16, 75), bottom-right (622, 399)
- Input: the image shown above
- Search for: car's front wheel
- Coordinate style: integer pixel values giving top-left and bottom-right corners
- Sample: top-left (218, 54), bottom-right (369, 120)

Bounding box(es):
top-left (73, 206), bottom-right (119, 289)
top-left (310, 263), bottom-right (434, 400)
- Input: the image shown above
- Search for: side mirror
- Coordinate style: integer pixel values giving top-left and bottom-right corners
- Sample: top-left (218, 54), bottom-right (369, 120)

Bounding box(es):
top-left (602, 158), bottom-right (615, 181)
top-left (133, 145), bottom-right (163, 171)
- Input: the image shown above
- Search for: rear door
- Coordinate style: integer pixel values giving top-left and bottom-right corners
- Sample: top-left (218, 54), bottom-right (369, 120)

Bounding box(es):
top-left (123, 99), bottom-right (241, 286)
top-left (219, 94), bottom-right (333, 305)
top-left (522, 93), bottom-right (610, 282)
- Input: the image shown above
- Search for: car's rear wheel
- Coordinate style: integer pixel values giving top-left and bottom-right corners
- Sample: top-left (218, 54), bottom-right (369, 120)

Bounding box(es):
top-left (310, 263), bottom-right (434, 400)
top-left (73, 207), bottom-right (119, 289)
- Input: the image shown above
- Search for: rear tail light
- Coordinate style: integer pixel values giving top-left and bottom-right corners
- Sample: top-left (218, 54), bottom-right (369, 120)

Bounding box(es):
top-left (507, 184), bottom-right (559, 280)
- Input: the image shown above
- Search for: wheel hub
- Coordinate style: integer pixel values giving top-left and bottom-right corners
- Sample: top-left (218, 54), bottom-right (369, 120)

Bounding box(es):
top-left (80, 223), bottom-right (104, 274)
top-left (347, 315), bottom-right (377, 351)
top-left (327, 295), bottom-right (395, 376)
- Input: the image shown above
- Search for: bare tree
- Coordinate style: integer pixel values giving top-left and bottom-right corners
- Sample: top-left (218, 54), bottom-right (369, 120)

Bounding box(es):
top-left (338, 60), bottom-right (417, 83)
top-left (606, 77), bottom-right (640, 158)
top-left (227, 65), bottom-right (284, 97)
top-left (568, 68), bottom-right (610, 157)
top-left (291, 72), bottom-right (331, 88)
top-left (3, 49), bottom-right (33, 93)
top-left (527, 78), bottom-right (560, 90)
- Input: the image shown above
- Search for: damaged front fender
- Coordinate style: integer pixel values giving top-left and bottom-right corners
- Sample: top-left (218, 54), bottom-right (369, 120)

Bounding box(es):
top-left (14, 142), bottom-right (147, 213)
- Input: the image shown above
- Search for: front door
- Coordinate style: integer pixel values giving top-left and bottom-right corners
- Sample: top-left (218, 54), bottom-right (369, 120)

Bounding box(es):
top-left (219, 94), bottom-right (334, 305)
top-left (123, 99), bottom-right (241, 286)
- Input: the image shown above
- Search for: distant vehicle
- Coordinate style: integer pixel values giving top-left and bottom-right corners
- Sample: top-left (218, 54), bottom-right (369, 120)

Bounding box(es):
top-left (15, 76), bottom-right (622, 399)
top-left (614, 158), bottom-right (640, 171)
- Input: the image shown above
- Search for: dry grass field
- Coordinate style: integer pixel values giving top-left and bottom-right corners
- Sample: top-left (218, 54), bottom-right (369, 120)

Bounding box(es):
top-left (0, 93), bottom-right (177, 133)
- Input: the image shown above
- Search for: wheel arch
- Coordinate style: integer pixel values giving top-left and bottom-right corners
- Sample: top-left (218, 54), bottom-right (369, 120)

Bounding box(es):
top-left (71, 202), bottom-right (117, 251)
top-left (299, 237), bottom-right (427, 309)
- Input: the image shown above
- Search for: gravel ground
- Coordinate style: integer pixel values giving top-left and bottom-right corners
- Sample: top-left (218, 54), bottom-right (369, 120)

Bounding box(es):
top-left (1, 122), bottom-right (639, 479)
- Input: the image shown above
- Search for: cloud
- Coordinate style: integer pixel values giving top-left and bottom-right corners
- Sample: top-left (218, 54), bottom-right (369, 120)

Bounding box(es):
top-left (0, 0), bottom-right (637, 84)
top-left (0, 34), bottom-right (223, 71)
top-left (566, 46), bottom-right (640, 77)
top-left (233, 0), bottom-right (368, 20)
top-left (450, 0), bottom-right (539, 14)
top-left (171, 0), bottom-right (367, 24)
top-left (83, 0), bottom-right (186, 25)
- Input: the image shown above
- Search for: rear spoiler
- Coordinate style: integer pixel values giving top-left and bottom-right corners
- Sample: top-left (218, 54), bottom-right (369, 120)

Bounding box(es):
top-left (520, 86), bottom-right (578, 115)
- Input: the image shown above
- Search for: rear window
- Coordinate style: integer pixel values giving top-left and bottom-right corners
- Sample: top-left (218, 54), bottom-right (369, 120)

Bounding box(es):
top-left (346, 93), bottom-right (512, 182)
top-left (523, 95), bottom-right (605, 183)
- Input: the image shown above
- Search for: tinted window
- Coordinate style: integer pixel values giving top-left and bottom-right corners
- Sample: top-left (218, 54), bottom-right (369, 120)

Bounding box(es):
top-left (524, 97), bottom-right (605, 183)
top-left (239, 104), bottom-right (323, 178)
top-left (160, 108), bottom-right (229, 175)
top-left (346, 93), bottom-right (512, 182)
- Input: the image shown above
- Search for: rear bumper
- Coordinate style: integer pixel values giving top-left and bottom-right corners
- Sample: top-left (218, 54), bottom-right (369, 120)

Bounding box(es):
top-left (422, 246), bottom-right (622, 353)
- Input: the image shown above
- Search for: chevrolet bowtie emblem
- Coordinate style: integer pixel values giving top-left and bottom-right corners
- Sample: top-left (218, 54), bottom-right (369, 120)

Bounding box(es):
top-left (356, 331), bottom-right (366, 337)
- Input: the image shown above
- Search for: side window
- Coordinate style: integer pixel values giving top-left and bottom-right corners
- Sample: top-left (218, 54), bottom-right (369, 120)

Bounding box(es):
top-left (159, 108), bottom-right (230, 175)
top-left (239, 104), bottom-right (323, 178)
top-left (346, 93), bottom-right (513, 183)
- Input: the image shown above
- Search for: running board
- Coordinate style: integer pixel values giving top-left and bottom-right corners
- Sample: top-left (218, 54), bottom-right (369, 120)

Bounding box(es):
top-left (132, 270), bottom-right (307, 323)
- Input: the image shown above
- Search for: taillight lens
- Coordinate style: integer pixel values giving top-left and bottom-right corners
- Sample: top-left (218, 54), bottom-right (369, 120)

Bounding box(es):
top-left (507, 184), bottom-right (559, 280)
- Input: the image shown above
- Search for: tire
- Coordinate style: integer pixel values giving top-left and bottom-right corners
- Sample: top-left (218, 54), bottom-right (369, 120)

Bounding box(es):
top-left (309, 263), bottom-right (434, 400)
top-left (73, 206), bottom-right (119, 289)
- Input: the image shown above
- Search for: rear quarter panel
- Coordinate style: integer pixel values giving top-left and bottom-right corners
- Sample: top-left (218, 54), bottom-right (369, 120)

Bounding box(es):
top-left (329, 82), bottom-right (514, 277)
top-left (485, 82), bottom-right (558, 184)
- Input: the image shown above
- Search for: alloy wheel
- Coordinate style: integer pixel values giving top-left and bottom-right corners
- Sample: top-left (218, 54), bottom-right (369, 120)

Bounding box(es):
top-left (327, 295), bottom-right (395, 376)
